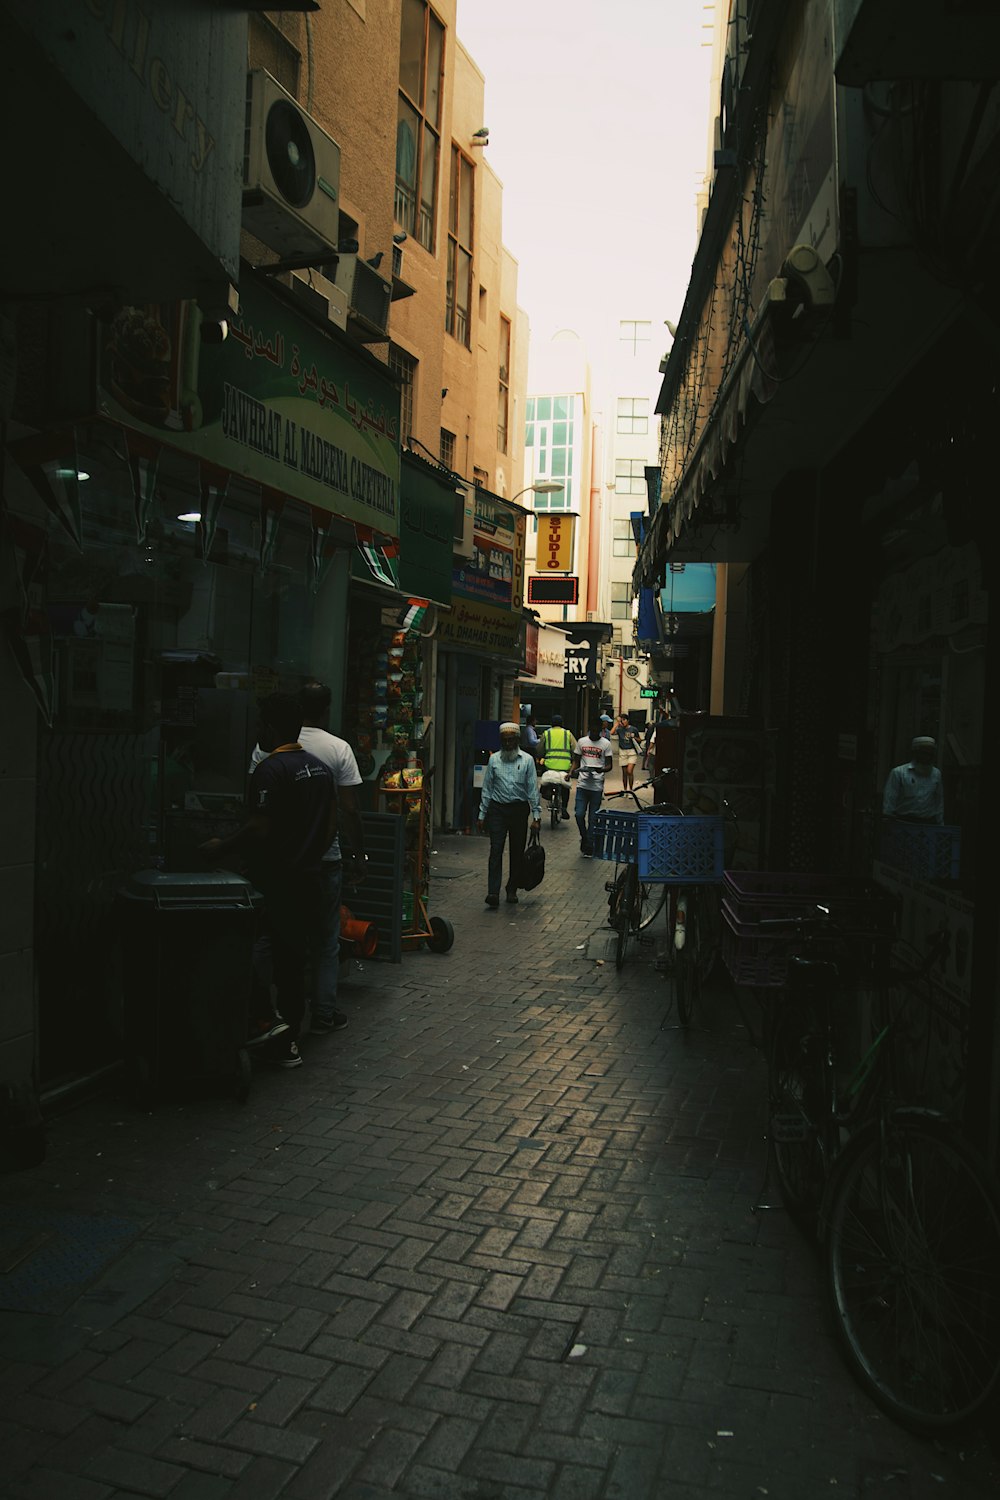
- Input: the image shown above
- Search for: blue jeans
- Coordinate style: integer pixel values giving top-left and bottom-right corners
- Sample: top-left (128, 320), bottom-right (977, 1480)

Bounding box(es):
top-left (575, 787), bottom-right (603, 849)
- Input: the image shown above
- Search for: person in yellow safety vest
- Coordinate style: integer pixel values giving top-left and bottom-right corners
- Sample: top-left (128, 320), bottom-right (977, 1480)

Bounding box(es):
top-left (538, 714), bottom-right (575, 819)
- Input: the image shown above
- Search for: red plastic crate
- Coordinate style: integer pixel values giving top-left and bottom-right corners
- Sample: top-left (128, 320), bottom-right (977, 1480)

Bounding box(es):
top-left (720, 872), bottom-right (898, 987)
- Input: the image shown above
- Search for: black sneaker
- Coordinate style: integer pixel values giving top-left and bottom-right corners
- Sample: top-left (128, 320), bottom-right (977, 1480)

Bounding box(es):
top-left (310, 1011), bottom-right (348, 1035)
top-left (505, 892), bottom-right (519, 904)
top-left (561, 810), bottom-right (570, 819)
top-left (245, 1020), bottom-right (290, 1048)
top-left (261, 1038), bottom-right (302, 1069)
top-left (485, 894), bottom-right (500, 908)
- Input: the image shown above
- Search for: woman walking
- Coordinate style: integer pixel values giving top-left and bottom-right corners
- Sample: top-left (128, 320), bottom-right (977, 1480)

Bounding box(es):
top-left (612, 712), bottom-right (643, 791)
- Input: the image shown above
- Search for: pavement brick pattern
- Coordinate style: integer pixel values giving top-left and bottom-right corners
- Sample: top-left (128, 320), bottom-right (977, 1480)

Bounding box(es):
top-left (2, 773), bottom-right (998, 1499)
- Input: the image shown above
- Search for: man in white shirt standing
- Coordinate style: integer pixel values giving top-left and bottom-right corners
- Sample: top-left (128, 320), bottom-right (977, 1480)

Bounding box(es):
top-left (882, 736), bottom-right (944, 824)
top-left (251, 680), bottom-right (367, 1033)
top-left (571, 715), bottom-right (614, 857)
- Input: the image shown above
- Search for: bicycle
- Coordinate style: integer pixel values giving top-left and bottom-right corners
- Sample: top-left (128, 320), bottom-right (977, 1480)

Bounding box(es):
top-left (750, 905), bottom-right (1000, 1432)
top-left (538, 769), bottom-right (570, 832)
top-left (595, 776), bottom-right (725, 1008)
top-left (597, 778), bottom-right (671, 970)
top-left (651, 770), bottom-right (728, 1027)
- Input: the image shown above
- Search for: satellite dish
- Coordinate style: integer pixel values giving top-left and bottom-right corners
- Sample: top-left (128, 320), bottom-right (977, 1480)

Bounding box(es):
top-left (266, 100), bottom-right (316, 208)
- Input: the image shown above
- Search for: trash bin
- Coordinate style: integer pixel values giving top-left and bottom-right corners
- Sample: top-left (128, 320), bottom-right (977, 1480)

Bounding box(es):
top-left (115, 870), bottom-right (261, 1104)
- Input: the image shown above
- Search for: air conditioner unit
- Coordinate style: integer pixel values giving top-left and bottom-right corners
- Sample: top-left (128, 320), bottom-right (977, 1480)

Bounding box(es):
top-left (332, 253), bottom-right (392, 342)
top-left (243, 70), bottom-right (341, 260)
top-left (288, 269), bottom-right (349, 330)
top-left (453, 482), bottom-right (476, 560)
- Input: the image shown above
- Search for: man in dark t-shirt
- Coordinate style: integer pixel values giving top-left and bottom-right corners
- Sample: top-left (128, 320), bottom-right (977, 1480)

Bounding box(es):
top-left (201, 694), bottom-right (336, 1067)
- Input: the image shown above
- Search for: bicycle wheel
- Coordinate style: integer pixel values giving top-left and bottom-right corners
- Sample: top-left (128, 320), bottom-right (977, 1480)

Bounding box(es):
top-left (607, 865), bottom-right (628, 929)
top-left (674, 895), bottom-right (703, 1025)
top-left (610, 866), bottom-right (635, 970)
top-left (637, 884), bottom-right (667, 932)
top-left (767, 994), bottom-right (827, 1230)
top-left (694, 886), bottom-right (721, 988)
top-left (825, 1113), bottom-right (1000, 1431)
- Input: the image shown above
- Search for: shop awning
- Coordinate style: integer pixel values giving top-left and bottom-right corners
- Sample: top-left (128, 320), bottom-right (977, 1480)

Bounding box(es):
top-left (635, 312), bottom-right (778, 589)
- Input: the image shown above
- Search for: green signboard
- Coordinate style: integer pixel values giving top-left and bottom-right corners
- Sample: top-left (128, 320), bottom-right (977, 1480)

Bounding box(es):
top-left (398, 454), bottom-right (454, 606)
top-left (640, 686), bottom-right (659, 698)
top-left (97, 276), bottom-right (401, 534)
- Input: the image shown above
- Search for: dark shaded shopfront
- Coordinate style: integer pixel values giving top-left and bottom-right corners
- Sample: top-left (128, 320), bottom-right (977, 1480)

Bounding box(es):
top-left (7, 272), bottom-right (402, 1097)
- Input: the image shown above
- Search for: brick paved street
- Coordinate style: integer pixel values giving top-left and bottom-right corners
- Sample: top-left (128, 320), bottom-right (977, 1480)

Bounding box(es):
top-left (2, 776), bottom-right (998, 1500)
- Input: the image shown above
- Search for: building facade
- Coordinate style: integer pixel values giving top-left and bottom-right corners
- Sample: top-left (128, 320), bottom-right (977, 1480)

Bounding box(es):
top-left (635, 0), bottom-right (1000, 1160)
top-left (0, 0), bottom-right (531, 1128)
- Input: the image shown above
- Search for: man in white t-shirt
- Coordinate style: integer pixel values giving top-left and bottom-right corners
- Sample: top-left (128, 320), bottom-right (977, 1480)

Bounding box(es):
top-left (571, 715), bottom-right (613, 857)
top-left (251, 681), bottom-right (366, 1034)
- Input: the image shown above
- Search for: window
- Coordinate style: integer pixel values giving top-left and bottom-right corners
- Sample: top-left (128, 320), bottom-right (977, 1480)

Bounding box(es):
top-left (617, 396), bottom-right (649, 435)
top-left (526, 393), bottom-right (574, 508)
top-left (498, 315), bottom-right (510, 453)
top-left (440, 428), bottom-right (455, 468)
top-left (396, 0), bottom-right (444, 251)
top-left (446, 145), bottom-right (474, 345)
top-left (613, 519), bottom-right (635, 558)
top-left (611, 581), bottom-right (633, 620)
top-left (388, 346), bottom-right (416, 442)
top-left (473, 466), bottom-right (488, 488)
top-left (619, 320), bottom-right (651, 353)
top-left (615, 458), bottom-right (646, 495)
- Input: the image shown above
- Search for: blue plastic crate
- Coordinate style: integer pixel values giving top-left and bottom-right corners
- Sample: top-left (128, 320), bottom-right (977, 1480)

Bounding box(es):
top-left (591, 809), bottom-right (638, 863)
top-left (637, 815), bottom-right (724, 884)
top-left (878, 822), bottom-right (960, 882)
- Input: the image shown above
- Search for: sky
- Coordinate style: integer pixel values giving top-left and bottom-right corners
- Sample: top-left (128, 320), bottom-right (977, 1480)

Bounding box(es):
top-left (455, 0), bottom-right (718, 366)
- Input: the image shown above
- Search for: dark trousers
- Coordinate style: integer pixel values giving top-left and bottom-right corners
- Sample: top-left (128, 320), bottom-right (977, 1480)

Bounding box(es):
top-left (258, 873), bottom-right (323, 1041)
top-left (485, 801), bottom-right (530, 896)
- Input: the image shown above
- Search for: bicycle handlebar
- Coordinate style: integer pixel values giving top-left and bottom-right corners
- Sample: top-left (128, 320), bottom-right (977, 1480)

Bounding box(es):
top-left (603, 774), bottom-right (682, 814)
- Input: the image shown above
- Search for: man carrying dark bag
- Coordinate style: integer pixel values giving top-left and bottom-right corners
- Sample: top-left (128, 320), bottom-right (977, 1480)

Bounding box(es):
top-left (476, 722), bottom-right (542, 907)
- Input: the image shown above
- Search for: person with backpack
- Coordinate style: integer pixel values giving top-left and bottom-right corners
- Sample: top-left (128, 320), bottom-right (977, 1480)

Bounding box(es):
top-left (538, 714), bottom-right (575, 819)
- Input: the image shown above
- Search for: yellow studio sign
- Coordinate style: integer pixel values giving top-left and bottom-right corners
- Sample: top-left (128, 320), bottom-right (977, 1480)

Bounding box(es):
top-left (537, 513), bottom-right (575, 571)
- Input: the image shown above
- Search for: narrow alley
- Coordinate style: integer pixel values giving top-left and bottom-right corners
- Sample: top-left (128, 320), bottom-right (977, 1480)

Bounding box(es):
top-left (2, 781), bottom-right (998, 1500)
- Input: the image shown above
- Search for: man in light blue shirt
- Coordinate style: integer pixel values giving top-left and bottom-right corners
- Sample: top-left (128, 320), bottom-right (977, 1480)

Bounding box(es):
top-left (477, 722), bottom-right (542, 906)
top-left (883, 736), bottom-right (944, 824)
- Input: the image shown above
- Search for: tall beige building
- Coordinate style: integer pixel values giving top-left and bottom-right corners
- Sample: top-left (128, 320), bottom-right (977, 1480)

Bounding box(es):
top-left (248, 3), bottom-right (527, 499)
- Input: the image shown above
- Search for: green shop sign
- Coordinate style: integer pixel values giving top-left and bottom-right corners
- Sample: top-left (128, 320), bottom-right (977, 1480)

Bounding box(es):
top-left (97, 276), bottom-right (401, 534)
